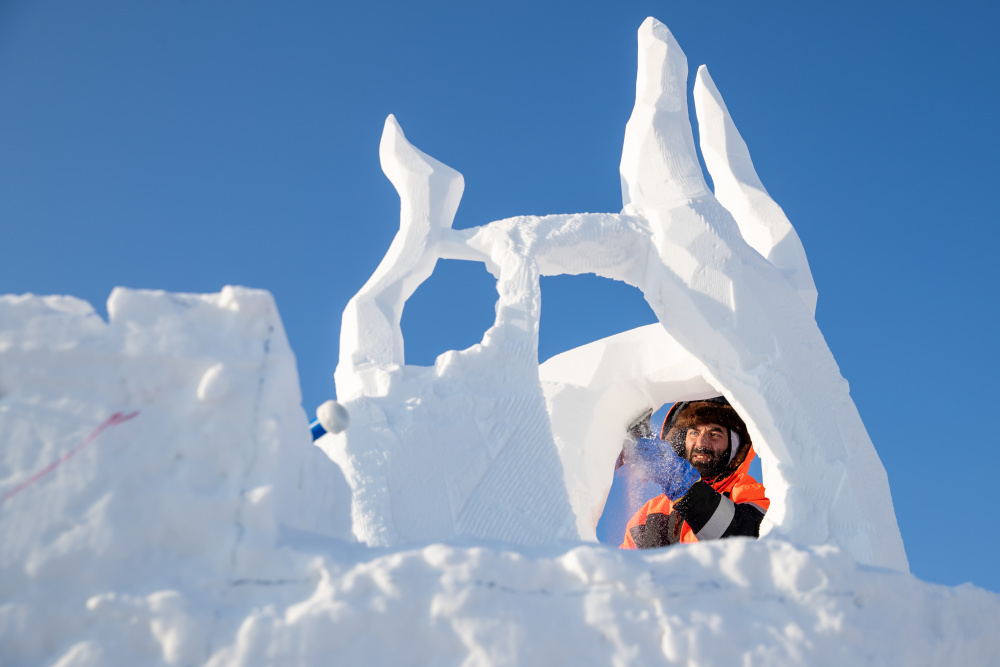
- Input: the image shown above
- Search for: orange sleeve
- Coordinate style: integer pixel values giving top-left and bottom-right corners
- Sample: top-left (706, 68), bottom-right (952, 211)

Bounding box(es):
top-left (620, 527), bottom-right (637, 549)
top-left (730, 476), bottom-right (769, 512)
top-left (619, 495), bottom-right (674, 549)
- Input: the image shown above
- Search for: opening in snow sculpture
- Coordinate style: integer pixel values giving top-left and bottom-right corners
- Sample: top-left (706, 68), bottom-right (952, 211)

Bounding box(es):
top-left (321, 17), bottom-right (908, 572)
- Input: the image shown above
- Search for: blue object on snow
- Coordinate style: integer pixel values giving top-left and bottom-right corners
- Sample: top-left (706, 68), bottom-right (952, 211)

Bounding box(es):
top-left (623, 436), bottom-right (701, 501)
top-left (310, 418), bottom-right (327, 441)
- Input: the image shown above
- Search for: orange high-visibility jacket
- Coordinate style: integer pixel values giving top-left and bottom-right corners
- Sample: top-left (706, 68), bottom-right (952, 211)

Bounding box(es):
top-left (620, 446), bottom-right (769, 549)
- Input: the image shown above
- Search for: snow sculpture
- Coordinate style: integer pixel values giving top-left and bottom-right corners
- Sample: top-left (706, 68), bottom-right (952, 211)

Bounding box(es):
top-left (0, 290), bottom-right (991, 666)
top-left (329, 116), bottom-right (578, 546)
top-left (324, 18), bottom-right (908, 571)
top-left (0, 287), bottom-right (353, 664)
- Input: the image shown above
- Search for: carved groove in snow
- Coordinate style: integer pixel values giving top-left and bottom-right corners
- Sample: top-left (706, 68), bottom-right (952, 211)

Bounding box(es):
top-left (323, 18), bottom-right (907, 571)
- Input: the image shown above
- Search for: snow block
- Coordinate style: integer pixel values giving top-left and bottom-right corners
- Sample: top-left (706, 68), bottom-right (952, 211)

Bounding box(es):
top-left (0, 287), bottom-right (352, 666)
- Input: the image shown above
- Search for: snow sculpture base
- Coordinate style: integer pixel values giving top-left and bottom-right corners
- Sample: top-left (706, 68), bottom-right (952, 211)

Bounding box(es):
top-left (2, 288), bottom-right (997, 666)
top-left (218, 540), bottom-right (998, 665)
top-left (0, 288), bottom-right (352, 665)
top-left (326, 18), bottom-right (907, 572)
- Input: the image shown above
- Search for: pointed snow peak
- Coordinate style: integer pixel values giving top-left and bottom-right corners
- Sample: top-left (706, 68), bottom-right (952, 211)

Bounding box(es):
top-left (693, 66), bottom-right (818, 315)
top-left (379, 115), bottom-right (465, 230)
top-left (693, 66), bottom-right (765, 192)
top-left (335, 116), bottom-right (465, 396)
top-left (635, 18), bottom-right (687, 110)
top-left (621, 18), bottom-right (709, 212)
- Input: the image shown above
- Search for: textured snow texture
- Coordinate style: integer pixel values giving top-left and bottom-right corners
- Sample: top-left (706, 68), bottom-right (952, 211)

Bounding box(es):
top-left (213, 540), bottom-right (999, 667)
top-left (0, 288), bottom-right (353, 666)
top-left (325, 17), bottom-right (906, 572)
top-left (1, 291), bottom-right (998, 666)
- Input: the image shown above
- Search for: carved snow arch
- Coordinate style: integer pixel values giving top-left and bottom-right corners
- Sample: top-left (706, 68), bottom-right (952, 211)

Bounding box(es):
top-left (323, 18), bottom-right (909, 572)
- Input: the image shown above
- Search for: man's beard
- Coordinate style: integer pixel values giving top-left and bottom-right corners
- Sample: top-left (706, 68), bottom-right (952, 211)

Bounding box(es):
top-left (687, 447), bottom-right (729, 480)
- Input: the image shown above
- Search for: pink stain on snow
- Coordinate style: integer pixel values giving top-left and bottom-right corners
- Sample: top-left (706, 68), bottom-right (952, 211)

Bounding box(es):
top-left (2, 410), bottom-right (140, 502)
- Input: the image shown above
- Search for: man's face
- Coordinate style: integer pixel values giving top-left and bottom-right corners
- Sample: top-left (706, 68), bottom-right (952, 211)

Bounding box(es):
top-left (684, 422), bottom-right (729, 475)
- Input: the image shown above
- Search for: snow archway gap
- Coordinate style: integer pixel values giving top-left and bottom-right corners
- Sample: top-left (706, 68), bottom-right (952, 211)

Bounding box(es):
top-left (324, 17), bottom-right (908, 572)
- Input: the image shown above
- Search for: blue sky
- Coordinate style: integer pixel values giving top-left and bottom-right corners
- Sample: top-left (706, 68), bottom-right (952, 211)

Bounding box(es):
top-left (2, 1), bottom-right (998, 591)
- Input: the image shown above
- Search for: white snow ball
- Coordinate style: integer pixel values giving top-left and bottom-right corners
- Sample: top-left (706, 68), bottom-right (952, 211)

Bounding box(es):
top-left (317, 399), bottom-right (350, 434)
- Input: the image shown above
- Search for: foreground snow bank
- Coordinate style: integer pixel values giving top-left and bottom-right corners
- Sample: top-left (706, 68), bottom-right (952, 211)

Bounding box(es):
top-left (1, 288), bottom-right (997, 665)
top-left (219, 539), bottom-right (998, 667)
top-left (0, 18), bottom-right (993, 662)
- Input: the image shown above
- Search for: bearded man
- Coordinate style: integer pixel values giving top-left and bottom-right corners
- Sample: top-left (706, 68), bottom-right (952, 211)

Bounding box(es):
top-left (619, 397), bottom-right (769, 549)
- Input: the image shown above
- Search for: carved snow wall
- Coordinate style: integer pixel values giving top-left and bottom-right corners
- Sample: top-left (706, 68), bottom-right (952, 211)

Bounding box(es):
top-left (319, 18), bottom-right (908, 572)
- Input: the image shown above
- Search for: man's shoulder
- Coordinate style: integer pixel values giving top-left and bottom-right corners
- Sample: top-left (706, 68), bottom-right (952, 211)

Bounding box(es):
top-left (621, 493), bottom-right (675, 549)
top-left (630, 494), bottom-right (673, 524)
top-left (719, 471), bottom-right (769, 508)
top-left (730, 470), bottom-right (763, 486)
top-left (711, 465), bottom-right (761, 490)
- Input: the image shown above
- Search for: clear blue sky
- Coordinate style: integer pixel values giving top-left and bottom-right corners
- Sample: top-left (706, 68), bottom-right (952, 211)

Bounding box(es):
top-left (2, 1), bottom-right (998, 592)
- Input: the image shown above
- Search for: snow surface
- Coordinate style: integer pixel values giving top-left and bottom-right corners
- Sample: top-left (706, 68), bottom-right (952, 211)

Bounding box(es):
top-left (3, 16), bottom-right (999, 666)
top-left (3, 290), bottom-right (999, 666)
